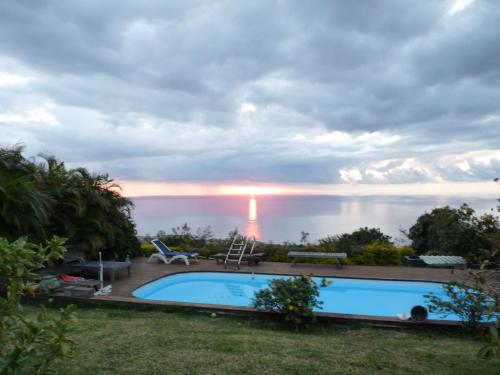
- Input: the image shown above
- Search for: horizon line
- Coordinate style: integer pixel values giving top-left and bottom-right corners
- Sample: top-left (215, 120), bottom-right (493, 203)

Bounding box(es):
top-left (117, 180), bottom-right (500, 198)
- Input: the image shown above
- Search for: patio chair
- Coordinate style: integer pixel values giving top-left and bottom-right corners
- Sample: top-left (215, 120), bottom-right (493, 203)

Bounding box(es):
top-left (148, 239), bottom-right (199, 265)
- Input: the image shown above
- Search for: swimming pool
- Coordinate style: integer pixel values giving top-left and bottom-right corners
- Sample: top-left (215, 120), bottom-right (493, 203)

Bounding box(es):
top-left (132, 272), bottom-right (460, 321)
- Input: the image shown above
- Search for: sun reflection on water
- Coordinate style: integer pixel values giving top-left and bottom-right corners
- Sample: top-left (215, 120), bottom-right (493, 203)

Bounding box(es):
top-left (245, 196), bottom-right (260, 239)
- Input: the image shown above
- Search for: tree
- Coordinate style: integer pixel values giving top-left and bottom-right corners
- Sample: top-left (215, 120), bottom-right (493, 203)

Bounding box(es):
top-left (0, 146), bottom-right (51, 243)
top-left (0, 146), bottom-right (140, 260)
top-left (407, 204), bottom-right (499, 264)
top-left (300, 230), bottom-right (310, 245)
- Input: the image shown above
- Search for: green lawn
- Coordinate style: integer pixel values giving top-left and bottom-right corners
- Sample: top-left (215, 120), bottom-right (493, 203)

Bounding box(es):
top-left (31, 305), bottom-right (498, 375)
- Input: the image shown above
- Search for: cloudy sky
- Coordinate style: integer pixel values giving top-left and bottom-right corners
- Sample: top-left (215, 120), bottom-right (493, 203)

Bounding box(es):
top-left (1, 0), bottom-right (499, 196)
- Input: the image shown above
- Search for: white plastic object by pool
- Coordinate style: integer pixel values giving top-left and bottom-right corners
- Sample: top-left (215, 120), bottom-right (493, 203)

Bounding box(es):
top-left (132, 272), bottom-right (464, 321)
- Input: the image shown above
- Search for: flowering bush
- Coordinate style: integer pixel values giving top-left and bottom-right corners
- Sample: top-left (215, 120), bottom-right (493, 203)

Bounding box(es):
top-left (253, 274), bottom-right (329, 329)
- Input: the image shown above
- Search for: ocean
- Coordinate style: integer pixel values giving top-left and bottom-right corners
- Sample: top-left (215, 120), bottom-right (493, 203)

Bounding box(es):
top-left (130, 195), bottom-right (497, 243)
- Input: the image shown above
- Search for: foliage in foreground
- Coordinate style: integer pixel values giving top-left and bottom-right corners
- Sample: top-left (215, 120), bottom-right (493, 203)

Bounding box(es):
top-left (425, 265), bottom-right (500, 359)
top-left (0, 145), bottom-right (140, 260)
top-left (425, 279), bottom-right (496, 331)
top-left (478, 322), bottom-right (500, 360)
top-left (253, 274), bottom-right (329, 329)
top-left (0, 236), bottom-right (77, 375)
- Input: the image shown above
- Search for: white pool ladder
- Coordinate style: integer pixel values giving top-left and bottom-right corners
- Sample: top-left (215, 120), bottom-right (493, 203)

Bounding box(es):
top-left (224, 235), bottom-right (248, 269)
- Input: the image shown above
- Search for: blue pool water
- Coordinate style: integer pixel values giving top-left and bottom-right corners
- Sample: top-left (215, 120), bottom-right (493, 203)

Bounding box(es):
top-left (132, 272), bottom-right (464, 321)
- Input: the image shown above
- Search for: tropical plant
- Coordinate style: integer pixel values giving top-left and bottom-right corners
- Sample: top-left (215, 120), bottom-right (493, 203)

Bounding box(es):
top-left (0, 236), bottom-right (77, 374)
top-left (0, 146), bottom-right (140, 260)
top-left (0, 146), bottom-right (51, 243)
top-left (253, 275), bottom-right (329, 329)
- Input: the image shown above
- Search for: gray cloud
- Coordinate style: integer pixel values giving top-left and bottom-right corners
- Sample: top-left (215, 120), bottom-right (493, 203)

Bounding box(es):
top-left (0, 0), bottom-right (499, 185)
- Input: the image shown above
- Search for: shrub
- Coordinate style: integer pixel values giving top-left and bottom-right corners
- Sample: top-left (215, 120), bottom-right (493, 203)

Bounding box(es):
top-left (253, 275), bottom-right (328, 329)
top-left (198, 246), bottom-right (220, 258)
top-left (353, 242), bottom-right (398, 265)
top-left (252, 242), bottom-right (295, 263)
top-left (478, 321), bottom-right (500, 360)
top-left (0, 236), bottom-right (77, 374)
top-left (319, 227), bottom-right (392, 256)
top-left (140, 243), bottom-right (156, 257)
top-left (347, 243), bottom-right (414, 266)
top-left (425, 275), bottom-right (497, 331)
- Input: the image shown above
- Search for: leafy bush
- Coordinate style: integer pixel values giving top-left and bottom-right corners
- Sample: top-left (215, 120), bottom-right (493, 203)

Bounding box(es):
top-left (478, 321), bottom-right (500, 360)
top-left (140, 243), bottom-right (157, 257)
top-left (348, 243), bottom-right (414, 266)
top-left (0, 236), bottom-right (77, 374)
top-left (425, 275), bottom-right (497, 331)
top-left (198, 246), bottom-right (219, 258)
top-left (319, 227), bottom-right (392, 256)
top-left (253, 275), bottom-right (329, 329)
top-left (254, 242), bottom-right (293, 262)
top-left (398, 245), bottom-right (416, 260)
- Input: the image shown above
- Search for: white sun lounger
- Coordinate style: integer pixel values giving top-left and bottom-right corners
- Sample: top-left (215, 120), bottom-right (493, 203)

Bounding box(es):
top-left (288, 251), bottom-right (347, 269)
top-left (148, 239), bottom-right (199, 265)
top-left (419, 255), bottom-right (466, 268)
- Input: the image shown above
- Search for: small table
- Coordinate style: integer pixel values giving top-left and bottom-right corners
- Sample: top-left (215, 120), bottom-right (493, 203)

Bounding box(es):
top-left (65, 261), bottom-right (131, 282)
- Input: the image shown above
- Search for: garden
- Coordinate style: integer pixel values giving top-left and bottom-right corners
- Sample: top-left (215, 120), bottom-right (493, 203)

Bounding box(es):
top-left (1, 146), bottom-right (499, 374)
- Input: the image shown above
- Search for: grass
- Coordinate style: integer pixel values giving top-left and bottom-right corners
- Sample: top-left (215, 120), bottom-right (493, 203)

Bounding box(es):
top-left (27, 304), bottom-right (498, 375)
